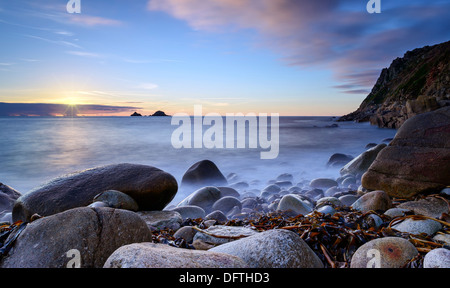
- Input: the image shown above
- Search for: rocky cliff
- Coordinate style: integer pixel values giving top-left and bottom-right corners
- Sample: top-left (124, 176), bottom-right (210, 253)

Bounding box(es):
top-left (339, 41), bottom-right (450, 129)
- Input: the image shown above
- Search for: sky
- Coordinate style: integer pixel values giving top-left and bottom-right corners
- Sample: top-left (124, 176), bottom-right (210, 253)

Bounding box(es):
top-left (0, 0), bottom-right (449, 116)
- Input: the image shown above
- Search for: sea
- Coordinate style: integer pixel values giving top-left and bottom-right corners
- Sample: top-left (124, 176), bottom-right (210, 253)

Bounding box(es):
top-left (0, 116), bottom-right (397, 205)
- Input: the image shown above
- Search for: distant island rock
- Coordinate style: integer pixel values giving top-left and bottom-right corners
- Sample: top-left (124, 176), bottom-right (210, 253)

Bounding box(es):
top-left (131, 112), bottom-right (143, 117)
top-left (152, 111), bottom-right (169, 117)
top-left (339, 40), bottom-right (450, 129)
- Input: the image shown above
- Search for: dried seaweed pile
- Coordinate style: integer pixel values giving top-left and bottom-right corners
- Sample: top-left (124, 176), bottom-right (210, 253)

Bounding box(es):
top-left (152, 207), bottom-right (450, 268)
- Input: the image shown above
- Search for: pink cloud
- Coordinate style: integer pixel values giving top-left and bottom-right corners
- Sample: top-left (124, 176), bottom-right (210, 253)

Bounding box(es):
top-left (147, 0), bottom-right (450, 95)
top-left (68, 15), bottom-right (123, 27)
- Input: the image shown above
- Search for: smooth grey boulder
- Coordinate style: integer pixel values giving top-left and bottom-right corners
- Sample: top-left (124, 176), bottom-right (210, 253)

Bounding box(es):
top-left (310, 178), bottom-right (338, 190)
top-left (424, 248), bottom-right (450, 268)
top-left (277, 194), bottom-right (312, 216)
top-left (351, 190), bottom-right (392, 213)
top-left (212, 196), bottom-right (242, 215)
top-left (340, 144), bottom-right (387, 176)
top-left (177, 186), bottom-right (222, 213)
top-left (171, 205), bottom-right (206, 220)
top-left (210, 229), bottom-right (323, 268)
top-left (0, 207), bottom-right (152, 268)
top-left (12, 164), bottom-right (178, 222)
top-left (181, 160), bottom-right (227, 189)
top-left (362, 107), bottom-right (450, 198)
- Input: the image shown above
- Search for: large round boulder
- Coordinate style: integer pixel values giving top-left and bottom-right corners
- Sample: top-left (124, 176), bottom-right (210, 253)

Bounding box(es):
top-left (12, 163), bottom-right (178, 222)
top-left (362, 107), bottom-right (450, 198)
top-left (181, 160), bottom-right (227, 189)
top-left (0, 207), bottom-right (152, 268)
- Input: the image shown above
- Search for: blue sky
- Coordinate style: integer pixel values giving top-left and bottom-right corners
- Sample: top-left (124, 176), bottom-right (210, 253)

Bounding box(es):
top-left (0, 0), bottom-right (449, 116)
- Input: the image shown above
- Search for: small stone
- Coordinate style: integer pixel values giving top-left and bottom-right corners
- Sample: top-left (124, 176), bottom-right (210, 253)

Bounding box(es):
top-left (212, 196), bottom-right (242, 215)
top-left (205, 210), bottom-right (228, 222)
top-left (441, 187), bottom-right (450, 196)
top-left (383, 208), bottom-right (411, 218)
top-left (316, 197), bottom-right (343, 208)
top-left (93, 190), bottom-right (139, 212)
top-left (276, 173), bottom-right (294, 182)
top-left (217, 187), bottom-right (240, 198)
top-left (171, 205), bottom-right (206, 220)
top-left (173, 226), bottom-right (197, 243)
top-left (433, 233), bottom-right (450, 246)
top-left (88, 201), bottom-right (109, 208)
top-left (338, 195), bottom-right (359, 206)
top-left (304, 189), bottom-right (324, 200)
top-left (351, 190), bottom-right (392, 213)
top-left (241, 198), bottom-right (258, 209)
top-left (262, 184), bottom-right (281, 194)
top-left (392, 218), bottom-right (442, 236)
top-left (316, 205), bottom-right (335, 215)
top-left (177, 186), bottom-right (222, 213)
top-left (350, 237), bottom-right (418, 268)
top-left (325, 187), bottom-right (341, 197)
top-left (277, 194), bottom-right (312, 216)
top-left (193, 225), bottom-right (258, 246)
top-left (310, 178), bottom-right (338, 190)
top-left (423, 248), bottom-right (450, 268)
top-left (137, 211), bottom-right (183, 231)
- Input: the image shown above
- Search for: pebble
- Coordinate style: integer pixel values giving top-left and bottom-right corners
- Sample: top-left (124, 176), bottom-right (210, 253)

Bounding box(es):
top-left (441, 187), bottom-right (450, 196)
top-left (433, 233), bottom-right (450, 246)
top-left (212, 196), bottom-right (242, 215)
top-left (93, 190), bottom-right (139, 212)
top-left (277, 194), bottom-right (313, 216)
top-left (193, 225), bottom-right (258, 245)
top-left (338, 195), bottom-right (359, 206)
top-left (210, 229), bottom-right (323, 268)
top-left (309, 178), bottom-right (338, 190)
top-left (423, 248), bottom-right (450, 268)
top-left (350, 237), bottom-right (418, 268)
top-left (173, 226), bottom-right (197, 242)
top-left (351, 190), bottom-right (392, 213)
top-left (316, 197), bottom-right (343, 208)
top-left (383, 208), bottom-right (411, 218)
top-left (205, 210), bottom-right (228, 222)
top-left (177, 186), bottom-right (222, 213)
top-left (262, 184), bottom-right (281, 194)
top-left (171, 205), bottom-right (206, 220)
top-left (137, 210), bottom-right (183, 231)
top-left (392, 218), bottom-right (442, 236)
top-left (316, 205), bottom-right (336, 215)
top-left (276, 173), bottom-right (294, 182)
